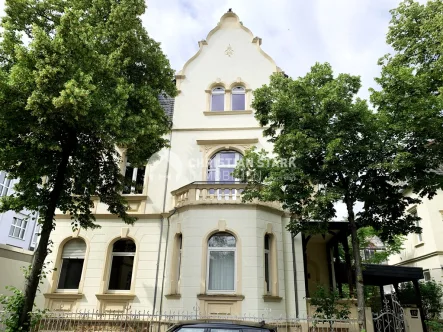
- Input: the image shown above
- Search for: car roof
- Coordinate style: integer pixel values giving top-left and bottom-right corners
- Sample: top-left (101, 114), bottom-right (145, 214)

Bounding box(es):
top-left (171, 321), bottom-right (274, 330)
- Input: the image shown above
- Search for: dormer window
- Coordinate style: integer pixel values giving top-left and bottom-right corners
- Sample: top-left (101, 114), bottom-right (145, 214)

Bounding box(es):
top-left (211, 87), bottom-right (225, 111)
top-left (232, 86), bottom-right (245, 110)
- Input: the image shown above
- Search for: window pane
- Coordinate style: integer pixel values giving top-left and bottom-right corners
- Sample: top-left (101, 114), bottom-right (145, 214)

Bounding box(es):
top-left (232, 94), bottom-right (245, 110)
top-left (219, 168), bottom-right (235, 182)
top-left (19, 229), bottom-right (25, 239)
top-left (58, 259), bottom-right (84, 289)
top-left (265, 252), bottom-right (270, 293)
top-left (211, 94), bottom-right (224, 111)
top-left (123, 165), bottom-right (134, 194)
top-left (264, 235), bottom-right (270, 250)
top-left (13, 227), bottom-right (21, 238)
top-left (113, 239), bottom-right (136, 252)
top-left (209, 233), bottom-right (236, 247)
top-left (9, 226), bottom-right (14, 236)
top-left (208, 250), bottom-right (235, 291)
top-left (109, 256), bottom-right (134, 290)
top-left (135, 167), bottom-right (145, 194)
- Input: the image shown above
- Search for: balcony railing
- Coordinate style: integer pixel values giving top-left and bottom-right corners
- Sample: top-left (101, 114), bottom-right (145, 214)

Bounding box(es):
top-left (171, 181), bottom-right (282, 210)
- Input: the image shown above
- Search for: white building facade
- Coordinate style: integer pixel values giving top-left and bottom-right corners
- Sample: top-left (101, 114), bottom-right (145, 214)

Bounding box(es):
top-left (389, 190), bottom-right (443, 283)
top-left (36, 11), bottom-right (308, 318)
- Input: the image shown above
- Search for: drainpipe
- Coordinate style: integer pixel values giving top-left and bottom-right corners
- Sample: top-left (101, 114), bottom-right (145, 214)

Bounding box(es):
top-left (158, 208), bottom-right (177, 327)
top-left (152, 128), bottom-right (174, 315)
top-left (291, 233), bottom-right (299, 318)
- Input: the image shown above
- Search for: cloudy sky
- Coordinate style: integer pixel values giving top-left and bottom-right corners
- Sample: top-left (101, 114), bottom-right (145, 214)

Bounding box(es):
top-left (0, 0), bottom-right (418, 101)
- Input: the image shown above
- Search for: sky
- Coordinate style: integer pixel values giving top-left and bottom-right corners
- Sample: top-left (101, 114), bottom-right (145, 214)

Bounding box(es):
top-left (0, 0), bottom-right (419, 101)
top-left (0, 0), bottom-right (421, 219)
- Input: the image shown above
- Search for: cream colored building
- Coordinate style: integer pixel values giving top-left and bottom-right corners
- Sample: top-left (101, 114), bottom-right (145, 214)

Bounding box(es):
top-left (35, 10), bottom-right (308, 319)
top-left (389, 190), bottom-right (443, 283)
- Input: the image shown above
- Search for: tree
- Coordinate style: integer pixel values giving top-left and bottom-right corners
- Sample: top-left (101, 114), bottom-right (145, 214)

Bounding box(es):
top-left (0, 0), bottom-right (176, 329)
top-left (397, 280), bottom-right (443, 322)
top-left (310, 285), bottom-right (350, 332)
top-left (233, 62), bottom-right (442, 331)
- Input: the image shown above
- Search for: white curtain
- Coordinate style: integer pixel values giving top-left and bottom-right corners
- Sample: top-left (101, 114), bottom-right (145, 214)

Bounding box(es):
top-left (208, 250), bottom-right (235, 291)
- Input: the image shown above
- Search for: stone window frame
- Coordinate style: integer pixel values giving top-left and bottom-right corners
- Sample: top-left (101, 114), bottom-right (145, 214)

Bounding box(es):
top-left (200, 227), bottom-right (242, 296)
top-left (47, 235), bottom-right (90, 295)
top-left (168, 233), bottom-right (183, 296)
top-left (263, 231), bottom-right (279, 297)
top-left (204, 80), bottom-right (252, 115)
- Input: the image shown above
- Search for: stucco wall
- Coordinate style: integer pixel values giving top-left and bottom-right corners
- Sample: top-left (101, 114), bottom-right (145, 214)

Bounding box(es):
top-left (0, 244), bottom-right (33, 310)
top-left (389, 190), bottom-right (443, 283)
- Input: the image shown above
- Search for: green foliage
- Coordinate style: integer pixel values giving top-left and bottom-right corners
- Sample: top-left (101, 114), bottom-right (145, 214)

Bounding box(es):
top-left (310, 285), bottom-right (350, 330)
top-left (426, 320), bottom-right (443, 332)
top-left (397, 280), bottom-right (443, 321)
top-left (0, 286), bottom-right (25, 331)
top-left (0, 0), bottom-right (176, 228)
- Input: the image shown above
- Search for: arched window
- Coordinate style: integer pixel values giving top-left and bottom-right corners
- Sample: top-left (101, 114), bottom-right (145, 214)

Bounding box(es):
top-left (207, 150), bottom-right (243, 183)
top-left (211, 87), bottom-right (225, 111)
top-left (264, 233), bottom-right (278, 296)
top-left (109, 239), bottom-right (136, 291)
top-left (58, 239), bottom-right (86, 290)
top-left (207, 232), bottom-right (236, 292)
top-left (264, 234), bottom-right (271, 294)
top-left (170, 234), bottom-right (182, 294)
top-left (231, 86), bottom-right (246, 110)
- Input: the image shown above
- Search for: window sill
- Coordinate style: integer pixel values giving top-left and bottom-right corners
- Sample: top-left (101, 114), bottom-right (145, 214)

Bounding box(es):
top-left (121, 194), bottom-right (148, 200)
top-left (197, 294), bottom-right (244, 301)
top-left (8, 235), bottom-right (25, 241)
top-left (96, 293), bottom-right (136, 301)
top-left (165, 294), bottom-right (181, 299)
top-left (44, 293), bottom-right (84, 300)
top-left (263, 295), bottom-right (283, 302)
top-left (415, 242), bottom-right (425, 248)
top-left (203, 110), bottom-right (253, 116)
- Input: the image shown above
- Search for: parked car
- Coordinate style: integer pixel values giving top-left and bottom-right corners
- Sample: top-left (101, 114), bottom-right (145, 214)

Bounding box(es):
top-left (167, 322), bottom-right (276, 332)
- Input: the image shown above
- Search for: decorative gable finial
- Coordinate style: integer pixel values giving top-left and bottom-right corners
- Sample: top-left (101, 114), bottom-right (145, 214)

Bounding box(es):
top-left (228, 8), bottom-right (232, 12)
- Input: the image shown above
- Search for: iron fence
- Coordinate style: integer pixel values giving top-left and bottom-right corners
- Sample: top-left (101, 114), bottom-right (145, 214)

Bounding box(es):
top-left (0, 310), bottom-right (361, 332)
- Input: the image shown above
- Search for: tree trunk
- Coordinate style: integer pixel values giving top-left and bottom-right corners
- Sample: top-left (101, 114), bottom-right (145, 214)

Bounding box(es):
top-left (18, 147), bottom-right (72, 331)
top-left (346, 199), bottom-right (367, 332)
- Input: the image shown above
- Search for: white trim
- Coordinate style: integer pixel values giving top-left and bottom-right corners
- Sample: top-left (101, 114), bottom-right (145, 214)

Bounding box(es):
top-left (8, 217), bottom-right (28, 240)
top-left (206, 234), bottom-right (237, 294)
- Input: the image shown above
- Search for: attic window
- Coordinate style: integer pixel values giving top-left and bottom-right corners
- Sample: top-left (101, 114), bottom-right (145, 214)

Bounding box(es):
top-left (211, 87), bottom-right (225, 111)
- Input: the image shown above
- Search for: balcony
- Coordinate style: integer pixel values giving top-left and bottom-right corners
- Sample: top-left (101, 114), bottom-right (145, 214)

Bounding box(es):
top-left (171, 181), bottom-right (282, 211)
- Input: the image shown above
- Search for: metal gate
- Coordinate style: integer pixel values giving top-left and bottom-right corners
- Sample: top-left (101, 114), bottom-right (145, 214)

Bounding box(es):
top-left (373, 292), bottom-right (406, 332)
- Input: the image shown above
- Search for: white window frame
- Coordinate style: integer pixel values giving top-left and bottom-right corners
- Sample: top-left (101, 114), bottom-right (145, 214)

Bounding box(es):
top-left (264, 235), bottom-right (271, 295)
top-left (210, 87), bottom-right (225, 112)
top-left (231, 86), bottom-right (246, 111)
top-left (206, 235), bottom-right (237, 294)
top-left (0, 175), bottom-right (12, 197)
top-left (123, 160), bottom-right (145, 195)
top-left (410, 208), bottom-right (423, 244)
top-left (208, 151), bottom-right (242, 182)
top-left (107, 245), bottom-right (136, 293)
top-left (9, 217), bottom-right (28, 240)
top-left (424, 269), bottom-right (431, 281)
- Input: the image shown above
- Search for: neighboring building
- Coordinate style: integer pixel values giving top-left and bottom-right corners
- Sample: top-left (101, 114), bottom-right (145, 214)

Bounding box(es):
top-left (389, 190), bottom-right (443, 283)
top-left (0, 171), bottom-right (39, 251)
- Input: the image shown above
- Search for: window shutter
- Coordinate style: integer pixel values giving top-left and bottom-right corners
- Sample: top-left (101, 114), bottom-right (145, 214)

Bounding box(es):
top-left (62, 239), bottom-right (86, 259)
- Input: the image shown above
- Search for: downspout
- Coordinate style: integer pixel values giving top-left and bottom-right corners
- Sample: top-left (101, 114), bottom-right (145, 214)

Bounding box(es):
top-left (291, 233), bottom-right (299, 318)
top-left (152, 128), bottom-right (174, 315)
top-left (159, 207), bottom-right (177, 326)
